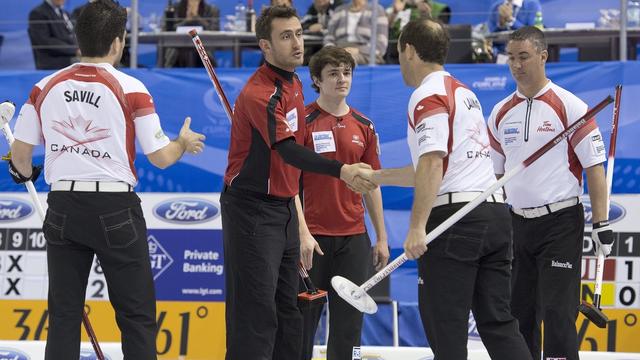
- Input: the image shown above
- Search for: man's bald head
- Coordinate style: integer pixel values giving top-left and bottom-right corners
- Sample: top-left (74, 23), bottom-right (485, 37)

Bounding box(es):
top-left (398, 18), bottom-right (449, 65)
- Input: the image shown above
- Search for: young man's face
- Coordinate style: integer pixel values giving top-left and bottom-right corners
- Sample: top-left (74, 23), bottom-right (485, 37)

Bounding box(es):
top-left (264, 17), bottom-right (304, 71)
top-left (506, 39), bottom-right (547, 88)
top-left (315, 63), bottom-right (352, 98)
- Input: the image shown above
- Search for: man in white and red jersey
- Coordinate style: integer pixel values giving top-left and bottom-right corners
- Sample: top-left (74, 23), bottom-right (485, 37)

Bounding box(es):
top-left (365, 19), bottom-right (531, 359)
top-left (221, 6), bottom-right (375, 360)
top-left (9, 1), bottom-right (205, 359)
top-left (487, 26), bottom-right (612, 360)
top-left (297, 46), bottom-right (389, 360)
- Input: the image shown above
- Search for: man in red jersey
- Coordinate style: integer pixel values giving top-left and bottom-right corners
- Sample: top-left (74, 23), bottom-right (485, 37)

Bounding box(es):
top-left (220, 6), bottom-right (375, 360)
top-left (298, 46), bottom-right (389, 360)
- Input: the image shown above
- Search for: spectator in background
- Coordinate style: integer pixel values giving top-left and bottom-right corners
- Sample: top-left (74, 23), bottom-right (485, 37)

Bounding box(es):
top-left (28, 0), bottom-right (79, 70)
top-left (324, 0), bottom-right (389, 64)
top-left (385, 0), bottom-right (451, 63)
top-left (488, 0), bottom-right (542, 32)
top-left (163, 0), bottom-right (219, 67)
top-left (302, 0), bottom-right (343, 64)
top-left (302, 0), bottom-right (342, 33)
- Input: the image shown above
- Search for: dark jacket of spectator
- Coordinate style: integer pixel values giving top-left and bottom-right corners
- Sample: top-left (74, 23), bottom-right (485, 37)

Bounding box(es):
top-left (301, 0), bottom-right (343, 33)
top-left (28, 1), bottom-right (78, 70)
top-left (163, 0), bottom-right (219, 67)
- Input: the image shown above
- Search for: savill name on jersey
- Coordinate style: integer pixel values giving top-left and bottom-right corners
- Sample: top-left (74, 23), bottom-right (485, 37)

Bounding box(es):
top-left (64, 90), bottom-right (101, 108)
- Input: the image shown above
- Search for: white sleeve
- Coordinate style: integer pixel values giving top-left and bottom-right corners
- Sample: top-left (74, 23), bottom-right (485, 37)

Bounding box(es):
top-left (413, 113), bottom-right (449, 157)
top-left (13, 103), bottom-right (43, 145)
top-left (574, 128), bottom-right (606, 168)
top-left (135, 113), bottom-right (171, 155)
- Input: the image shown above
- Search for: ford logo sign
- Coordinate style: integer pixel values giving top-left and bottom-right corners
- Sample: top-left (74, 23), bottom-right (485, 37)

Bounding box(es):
top-left (153, 198), bottom-right (219, 224)
top-left (583, 200), bottom-right (626, 225)
top-left (0, 348), bottom-right (30, 360)
top-left (0, 198), bottom-right (34, 222)
top-left (80, 349), bottom-right (110, 360)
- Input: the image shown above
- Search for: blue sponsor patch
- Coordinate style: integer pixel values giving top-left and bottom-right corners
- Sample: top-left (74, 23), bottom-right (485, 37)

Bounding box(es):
top-left (0, 348), bottom-right (30, 360)
top-left (153, 198), bottom-right (219, 224)
top-left (583, 200), bottom-right (626, 225)
top-left (0, 198), bottom-right (34, 222)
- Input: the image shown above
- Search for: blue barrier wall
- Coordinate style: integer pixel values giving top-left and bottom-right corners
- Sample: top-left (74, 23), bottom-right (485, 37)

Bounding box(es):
top-left (1, 61), bottom-right (639, 249)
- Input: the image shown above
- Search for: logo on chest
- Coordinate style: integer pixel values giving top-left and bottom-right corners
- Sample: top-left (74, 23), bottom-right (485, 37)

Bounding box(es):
top-left (537, 120), bottom-right (555, 133)
top-left (351, 134), bottom-right (364, 147)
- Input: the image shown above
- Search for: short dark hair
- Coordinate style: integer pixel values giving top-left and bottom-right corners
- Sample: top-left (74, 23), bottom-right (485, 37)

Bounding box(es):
top-left (508, 26), bottom-right (547, 52)
top-left (75, 0), bottom-right (127, 57)
top-left (308, 46), bottom-right (356, 93)
top-left (398, 18), bottom-right (449, 65)
top-left (255, 6), bottom-right (299, 41)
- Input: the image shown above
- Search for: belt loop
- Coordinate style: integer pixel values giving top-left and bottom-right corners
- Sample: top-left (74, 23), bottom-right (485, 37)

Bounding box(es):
top-left (70, 181), bottom-right (75, 191)
top-left (448, 193), bottom-right (452, 204)
top-left (545, 204), bottom-right (552, 215)
top-left (96, 182), bottom-right (100, 192)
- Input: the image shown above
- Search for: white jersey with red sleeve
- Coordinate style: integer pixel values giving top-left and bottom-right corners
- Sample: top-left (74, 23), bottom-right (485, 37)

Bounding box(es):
top-left (487, 81), bottom-right (606, 209)
top-left (407, 71), bottom-right (497, 195)
top-left (13, 63), bottom-right (170, 186)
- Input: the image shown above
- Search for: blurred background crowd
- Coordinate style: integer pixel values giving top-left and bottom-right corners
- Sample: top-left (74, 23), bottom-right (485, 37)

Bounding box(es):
top-left (0, 0), bottom-right (636, 71)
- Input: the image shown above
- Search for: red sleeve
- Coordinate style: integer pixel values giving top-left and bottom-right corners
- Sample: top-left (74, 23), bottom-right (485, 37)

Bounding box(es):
top-left (126, 92), bottom-right (156, 118)
top-left (362, 125), bottom-right (381, 170)
top-left (245, 86), bottom-right (295, 148)
top-left (412, 95), bottom-right (449, 128)
top-left (25, 86), bottom-right (42, 105)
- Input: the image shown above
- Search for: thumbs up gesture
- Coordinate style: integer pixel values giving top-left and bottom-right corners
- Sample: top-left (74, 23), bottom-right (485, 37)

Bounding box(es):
top-left (178, 117), bottom-right (206, 155)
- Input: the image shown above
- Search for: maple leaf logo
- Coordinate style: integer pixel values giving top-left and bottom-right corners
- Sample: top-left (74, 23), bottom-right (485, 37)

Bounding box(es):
top-left (52, 115), bottom-right (111, 145)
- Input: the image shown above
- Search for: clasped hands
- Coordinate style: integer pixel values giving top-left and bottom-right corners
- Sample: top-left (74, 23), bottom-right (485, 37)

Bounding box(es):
top-left (340, 163), bottom-right (378, 194)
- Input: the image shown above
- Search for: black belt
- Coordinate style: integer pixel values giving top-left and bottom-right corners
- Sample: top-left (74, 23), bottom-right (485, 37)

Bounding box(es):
top-left (223, 184), bottom-right (291, 203)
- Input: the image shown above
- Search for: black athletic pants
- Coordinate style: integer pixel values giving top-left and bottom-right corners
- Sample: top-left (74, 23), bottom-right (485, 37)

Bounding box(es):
top-left (511, 204), bottom-right (584, 360)
top-left (418, 202), bottom-right (531, 360)
top-left (300, 233), bottom-right (371, 360)
top-left (221, 186), bottom-right (303, 360)
top-left (44, 191), bottom-right (157, 360)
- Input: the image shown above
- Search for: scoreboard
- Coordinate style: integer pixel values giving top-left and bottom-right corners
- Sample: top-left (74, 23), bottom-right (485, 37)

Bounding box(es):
top-left (578, 195), bottom-right (640, 352)
top-left (0, 193), bottom-right (639, 356)
top-left (0, 193), bottom-right (226, 359)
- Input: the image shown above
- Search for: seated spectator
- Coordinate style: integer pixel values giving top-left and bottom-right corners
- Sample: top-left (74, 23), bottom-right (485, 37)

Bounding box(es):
top-left (302, 0), bottom-right (343, 34)
top-left (302, 0), bottom-right (343, 64)
top-left (163, 0), bottom-right (219, 67)
top-left (28, 0), bottom-right (79, 70)
top-left (324, 0), bottom-right (389, 64)
top-left (385, 0), bottom-right (450, 63)
top-left (488, 0), bottom-right (541, 32)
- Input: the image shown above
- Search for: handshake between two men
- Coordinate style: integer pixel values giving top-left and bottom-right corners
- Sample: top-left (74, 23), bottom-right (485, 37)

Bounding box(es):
top-left (339, 162), bottom-right (378, 194)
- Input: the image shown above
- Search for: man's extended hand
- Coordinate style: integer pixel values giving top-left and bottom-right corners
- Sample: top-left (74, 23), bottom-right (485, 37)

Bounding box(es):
top-left (404, 227), bottom-right (428, 260)
top-left (178, 117), bottom-right (206, 155)
top-left (8, 160), bottom-right (41, 184)
top-left (340, 163), bottom-right (376, 193)
top-left (592, 221), bottom-right (615, 257)
top-left (300, 229), bottom-right (324, 270)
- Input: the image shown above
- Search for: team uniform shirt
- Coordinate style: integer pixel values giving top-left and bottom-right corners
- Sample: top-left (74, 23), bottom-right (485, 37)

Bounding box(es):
top-left (487, 81), bottom-right (606, 209)
top-left (302, 102), bottom-right (381, 236)
top-left (407, 71), bottom-right (497, 195)
top-left (13, 63), bottom-right (170, 186)
top-left (224, 62), bottom-right (306, 198)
